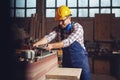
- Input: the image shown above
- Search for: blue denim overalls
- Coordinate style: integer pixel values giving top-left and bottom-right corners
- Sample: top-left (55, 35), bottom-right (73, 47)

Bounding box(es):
top-left (62, 41), bottom-right (91, 80)
top-left (59, 23), bottom-right (91, 80)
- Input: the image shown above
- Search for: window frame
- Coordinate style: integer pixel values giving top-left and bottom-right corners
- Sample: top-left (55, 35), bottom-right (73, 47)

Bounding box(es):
top-left (45, 0), bottom-right (120, 18)
top-left (10, 0), bottom-right (36, 18)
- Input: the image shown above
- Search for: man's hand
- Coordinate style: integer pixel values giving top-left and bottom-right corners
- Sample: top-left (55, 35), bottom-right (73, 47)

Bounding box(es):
top-left (33, 37), bottom-right (48, 48)
top-left (33, 43), bottom-right (39, 47)
top-left (45, 44), bottom-right (53, 51)
top-left (45, 42), bottom-right (64, 51)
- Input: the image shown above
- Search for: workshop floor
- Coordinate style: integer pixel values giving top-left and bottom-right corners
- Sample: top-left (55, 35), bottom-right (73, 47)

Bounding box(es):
top-left (91, 73), bottom-right (117, 80)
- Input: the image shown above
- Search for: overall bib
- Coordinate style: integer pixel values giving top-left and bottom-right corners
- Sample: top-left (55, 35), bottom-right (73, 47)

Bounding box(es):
top-left (57, 23), bottom-right (91, 80)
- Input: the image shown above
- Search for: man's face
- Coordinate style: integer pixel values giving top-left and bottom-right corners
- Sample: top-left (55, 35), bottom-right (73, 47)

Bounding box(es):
top-left (59, 16), bottom-right (71, 28)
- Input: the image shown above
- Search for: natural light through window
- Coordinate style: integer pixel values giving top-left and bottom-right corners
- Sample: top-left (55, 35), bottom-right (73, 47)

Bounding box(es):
top-left (46, 0), bottom-right (120, 18)
top-left (10, 0), bottom-right (36, 18)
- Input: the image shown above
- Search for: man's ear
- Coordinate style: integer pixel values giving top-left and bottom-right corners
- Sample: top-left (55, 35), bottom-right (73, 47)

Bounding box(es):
top-left (68, 16), bottom-right (71, 20)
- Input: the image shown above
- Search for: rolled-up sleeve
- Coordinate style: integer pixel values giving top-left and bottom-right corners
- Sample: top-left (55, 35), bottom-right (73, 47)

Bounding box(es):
top-left (45, 31), bottom-right (57, 42)
top-left (62, 23), bottom-right (84, 47)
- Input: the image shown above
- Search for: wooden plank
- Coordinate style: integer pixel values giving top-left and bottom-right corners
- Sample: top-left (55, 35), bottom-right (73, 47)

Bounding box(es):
top-left (94, 59), bottom-right (110, 74)
top-left (30, 14), bottom-right (34, 38)
top-left (94, 14), bottom-right (115, 41)
top-left (46, 68), bottom-right (82, 80)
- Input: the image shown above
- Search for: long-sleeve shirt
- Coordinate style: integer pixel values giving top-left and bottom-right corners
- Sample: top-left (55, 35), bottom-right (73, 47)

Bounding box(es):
top-left (45, 22), bottom-right (85, 50)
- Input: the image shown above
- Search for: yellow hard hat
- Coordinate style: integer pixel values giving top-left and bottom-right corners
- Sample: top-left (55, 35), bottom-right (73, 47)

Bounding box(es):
top-left (55, 5), bottom-right (71, 20)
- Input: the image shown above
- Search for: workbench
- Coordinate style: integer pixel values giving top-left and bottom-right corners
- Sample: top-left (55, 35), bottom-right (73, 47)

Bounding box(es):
top-left (16, 51), bottom-right (58, 80)
top-left (16, 50), bottom-right (82, 80)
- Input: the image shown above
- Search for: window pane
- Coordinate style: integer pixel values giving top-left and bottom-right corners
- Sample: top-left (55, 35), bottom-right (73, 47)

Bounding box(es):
top-left (112, 9), bottom-right (120, 17)
top-left (16, 9), bottom-right (25, 17)
top-left (71, 9), bottom-right (77, 17)
top-left (10, 9), bottom-right (14, 17)
top-left (46, 9), bottom-right (55, 17)
top-left (90, 0), bottom-right (99, 7)
top-left (10, 0), bottom-right (14, 7)
top-left (16, 0), bottom-right (25, 7)
top-left (101, 8), bottom-right (110, 13)
top-left (46, 0), bottom-right (55, 7)
top-left (79, 9), bottom-right (88, 17)
top-left (68, 0), bottom-right (77, 7)
top-left (27, 9), bottom-right (36, 17)
top-left (27, 0), bottom-right (36, 7)
top-left (101, 0), bottom-right (110, 7)
top-left (78, 0), bottom-right (88, 7)
top-left (112, 0), bottom-right (120, 7)
top-left (57, 0), bottom-right (66, 7)
top-left (90, 9), bottom-right (99, 17)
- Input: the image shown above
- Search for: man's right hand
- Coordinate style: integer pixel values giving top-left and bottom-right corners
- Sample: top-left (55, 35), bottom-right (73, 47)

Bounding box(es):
top-left (33, 43), bottom-right (39, 47)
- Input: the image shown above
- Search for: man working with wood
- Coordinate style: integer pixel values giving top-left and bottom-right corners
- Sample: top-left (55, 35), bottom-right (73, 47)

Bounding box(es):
top-left (33, 5), bottom-right (91, 80)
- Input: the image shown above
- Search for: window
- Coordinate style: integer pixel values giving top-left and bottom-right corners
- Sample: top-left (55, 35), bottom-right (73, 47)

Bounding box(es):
top-left (46, 0), bottom-right (120, 17)
top-left (10, 0), bottom-right (36, 18)
top-left (112, 0), bottom-right (120, 17)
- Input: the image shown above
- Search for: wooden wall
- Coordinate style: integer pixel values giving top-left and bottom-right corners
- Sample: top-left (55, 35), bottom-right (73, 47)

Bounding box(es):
top-left (45, 18), bottom-right (94, 41)
top-left (11, 16), bottom-right (120, 42)
top-left (94, 14), bottom-right (115, 41)
top-left (45, 17), bottom-right (120, 41)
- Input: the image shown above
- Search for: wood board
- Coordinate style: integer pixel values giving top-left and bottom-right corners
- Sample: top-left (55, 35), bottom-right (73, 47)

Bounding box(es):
top-left (46, 68), bottom-right (82, 80)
